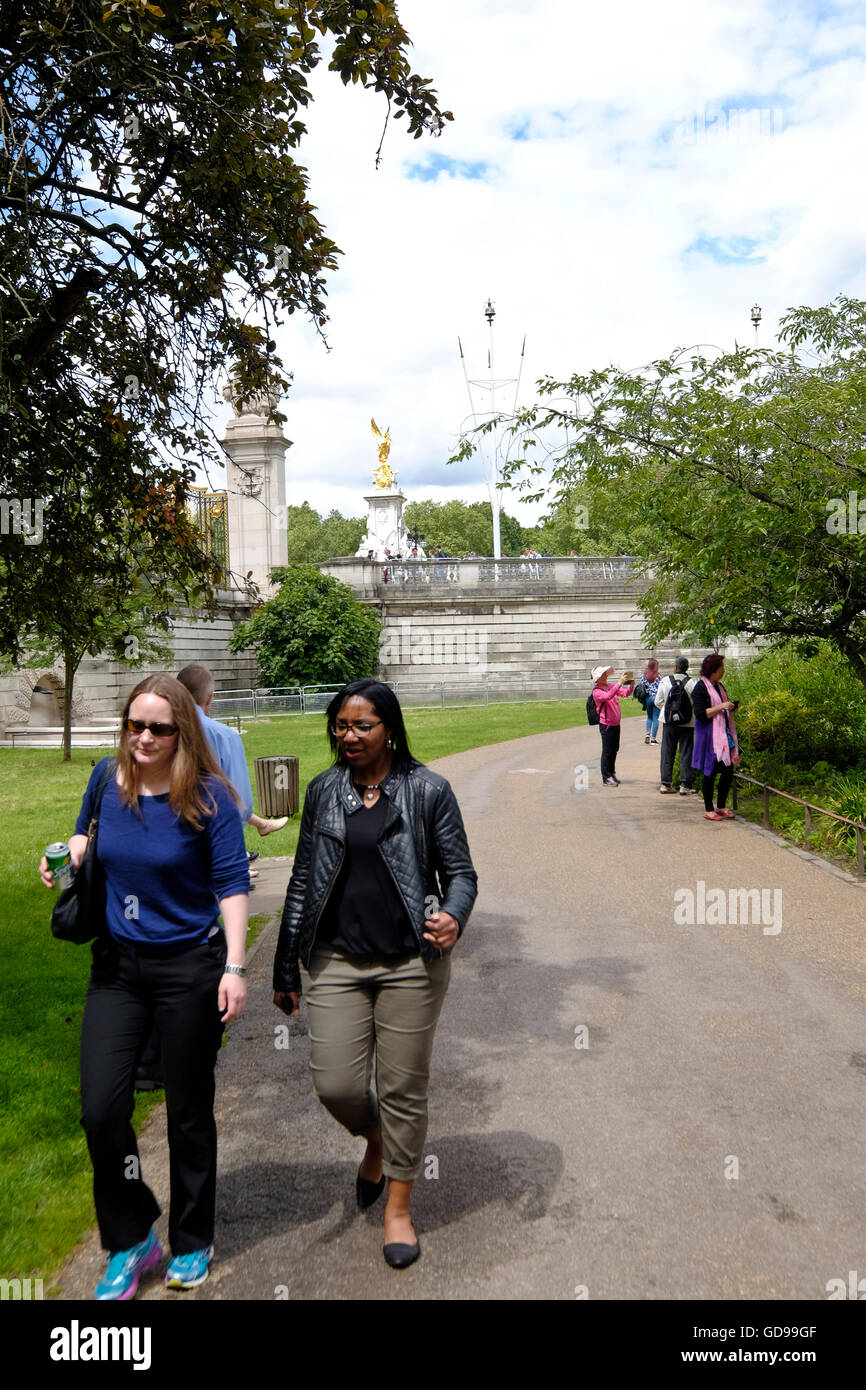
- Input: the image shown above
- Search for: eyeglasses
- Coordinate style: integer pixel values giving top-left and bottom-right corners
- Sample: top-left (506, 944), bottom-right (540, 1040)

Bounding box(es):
top-left (125, 718), bottom-right (178, 738)
top-left (333, 721), bottom-right (383, 737)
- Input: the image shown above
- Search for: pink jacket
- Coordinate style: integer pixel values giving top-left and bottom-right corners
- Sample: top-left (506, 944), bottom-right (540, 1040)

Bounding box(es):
top-left (592, 681), bottom-right (633, 727)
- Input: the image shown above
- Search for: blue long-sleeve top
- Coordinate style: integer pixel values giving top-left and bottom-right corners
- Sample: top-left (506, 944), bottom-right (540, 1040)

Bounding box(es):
top-left (75, 757), bottom-right (249, 948)
top-left (196, 706), bottom-right (254, 823)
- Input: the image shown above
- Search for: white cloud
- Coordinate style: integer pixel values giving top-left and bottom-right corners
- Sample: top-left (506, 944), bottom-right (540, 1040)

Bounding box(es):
top-left (205, 0), bottom-right (866, 531)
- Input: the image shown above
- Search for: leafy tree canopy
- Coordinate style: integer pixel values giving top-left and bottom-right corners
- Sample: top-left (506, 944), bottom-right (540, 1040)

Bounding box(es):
top-left (458, 296), bottom-right (866, 689)
top-left (284, 502), bottom-right (365, 563)
top-left (1, 0), bottom-right (449, 657)
top-left (229, 564), bottom-right (381, 687)
top-left (403, 498), bottom-right (525, 556)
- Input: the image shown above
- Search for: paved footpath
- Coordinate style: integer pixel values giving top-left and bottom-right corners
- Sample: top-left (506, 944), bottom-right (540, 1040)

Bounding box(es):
top-left (57, 723), bottom-right (866, 1300)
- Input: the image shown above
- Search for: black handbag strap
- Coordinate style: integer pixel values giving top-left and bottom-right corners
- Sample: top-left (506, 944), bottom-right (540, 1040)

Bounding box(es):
top-left (86, 758), bottom-right (116, 838)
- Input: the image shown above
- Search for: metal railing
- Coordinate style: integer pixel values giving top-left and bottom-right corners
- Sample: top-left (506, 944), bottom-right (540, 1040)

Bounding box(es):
top-left (208, 676), bottom-right (601, 721)
top-left (732, 772), bottom-right (866, 875)
top-left (379, 556), bottom-right (637, 586)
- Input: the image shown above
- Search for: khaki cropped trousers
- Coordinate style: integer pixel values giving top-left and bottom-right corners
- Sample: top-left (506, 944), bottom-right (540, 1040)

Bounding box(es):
top-left (299, 945), bottom-right (451, 1181)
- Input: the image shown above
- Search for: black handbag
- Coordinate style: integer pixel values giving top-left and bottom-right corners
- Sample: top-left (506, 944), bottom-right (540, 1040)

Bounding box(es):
top-left (51, 760), bottom-right (116, 945)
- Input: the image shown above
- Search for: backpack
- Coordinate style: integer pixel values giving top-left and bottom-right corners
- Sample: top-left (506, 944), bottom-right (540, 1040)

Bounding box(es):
top-left (664, 676), bottom-right (693, 726)
top-left (632, 678), bottom-right (647, 708)
top-left (586, 691), bottom-right (600, 726)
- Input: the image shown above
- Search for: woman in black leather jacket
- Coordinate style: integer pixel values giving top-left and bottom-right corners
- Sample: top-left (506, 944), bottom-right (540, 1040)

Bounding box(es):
top-left (273, 679), bottom-right (477, 1269)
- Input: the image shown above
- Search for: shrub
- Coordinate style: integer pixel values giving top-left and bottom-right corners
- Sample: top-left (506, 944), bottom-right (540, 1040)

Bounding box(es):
top-left (727, 642), bottom-right (866, 774)
top-left (230, 565), bottom-right (382, 687)
top-left (828, 773), bottom-right (866, 856)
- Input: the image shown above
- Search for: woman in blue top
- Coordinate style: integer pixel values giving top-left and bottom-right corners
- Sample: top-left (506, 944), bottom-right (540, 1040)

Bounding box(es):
top-left (641, 659), bottom-right (661, 744)
top-left (39, 675), bottom-right (249, 1300)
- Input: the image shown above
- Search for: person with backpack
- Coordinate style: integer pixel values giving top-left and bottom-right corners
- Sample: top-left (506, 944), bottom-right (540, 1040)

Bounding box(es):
top-left (655, 656), bottom-right (697, 795)
top-left (589, 664), bottom-right (634, 786)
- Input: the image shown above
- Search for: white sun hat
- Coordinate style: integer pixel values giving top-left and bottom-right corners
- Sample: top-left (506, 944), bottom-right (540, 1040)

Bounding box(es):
top-left (591, 664), bottom-right (614, 682)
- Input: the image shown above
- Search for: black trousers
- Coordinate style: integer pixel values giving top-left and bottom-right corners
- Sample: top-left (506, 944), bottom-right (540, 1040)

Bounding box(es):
top-left (701, 760), bottom-right (734, 812)
top-left (80, 933), bottom-right (226, 1254)
top-left (599, 724), bottom-right (621, 780)
top-left (660, 724), bottom-right (695, 787)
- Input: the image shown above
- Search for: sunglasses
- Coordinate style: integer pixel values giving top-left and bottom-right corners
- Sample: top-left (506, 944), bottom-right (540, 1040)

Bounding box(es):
top-left (125, 718), bottom-right (178, 738)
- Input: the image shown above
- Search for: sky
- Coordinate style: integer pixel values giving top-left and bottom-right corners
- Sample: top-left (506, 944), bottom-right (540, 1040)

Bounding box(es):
top-left (205, 0), bottom-right (866, 529)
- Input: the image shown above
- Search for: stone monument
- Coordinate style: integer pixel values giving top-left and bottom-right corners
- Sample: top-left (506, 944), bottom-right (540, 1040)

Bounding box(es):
top-left (221, 378), bottom-right (289, 596)
top-left (355, 418), bottom-right (411, 560)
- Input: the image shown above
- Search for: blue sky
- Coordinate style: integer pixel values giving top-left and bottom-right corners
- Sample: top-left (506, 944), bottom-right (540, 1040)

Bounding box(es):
top-left (202, 0), bottom-right (866, 527)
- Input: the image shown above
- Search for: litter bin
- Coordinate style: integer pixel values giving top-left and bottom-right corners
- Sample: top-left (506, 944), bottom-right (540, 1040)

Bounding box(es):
top-left (254, 756), bottom-right (299, 818)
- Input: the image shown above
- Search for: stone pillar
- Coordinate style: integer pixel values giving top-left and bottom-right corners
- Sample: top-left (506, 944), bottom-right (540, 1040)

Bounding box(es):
top-left (221, 381), bottom-right (289, 597)
top-left (356, 488), bottom-right (408, 560)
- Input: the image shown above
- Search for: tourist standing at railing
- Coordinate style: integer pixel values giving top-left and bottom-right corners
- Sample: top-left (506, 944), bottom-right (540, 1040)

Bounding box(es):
top-left (691, 653), bottom-right (740, 822)
top-left (591, 664), bottom-right (634, 786)
top-left (273, 678), bottom-right (477, 1270)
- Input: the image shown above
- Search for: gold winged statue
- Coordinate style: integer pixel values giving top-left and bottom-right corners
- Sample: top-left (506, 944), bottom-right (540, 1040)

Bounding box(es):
top-left (371, 417), bottom-right (395, 489)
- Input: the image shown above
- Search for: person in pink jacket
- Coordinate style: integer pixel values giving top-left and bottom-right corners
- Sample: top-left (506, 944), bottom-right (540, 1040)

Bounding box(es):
top-left (591, 664), bottom-right (634, 786)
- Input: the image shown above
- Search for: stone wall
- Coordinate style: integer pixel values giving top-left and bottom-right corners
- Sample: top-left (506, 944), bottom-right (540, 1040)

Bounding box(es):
top-left (318, 558), bottom-right (759, 688)
top-left (0, 594), bottom-right (259, 731)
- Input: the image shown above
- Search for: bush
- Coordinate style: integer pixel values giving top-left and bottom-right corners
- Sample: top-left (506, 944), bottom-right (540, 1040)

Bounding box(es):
top-left (727, 642), bottom-right (866, 775)
top-left (828, 773), bottom-right (866, 856)
top-left (230, 565), bottom-right (382, 687)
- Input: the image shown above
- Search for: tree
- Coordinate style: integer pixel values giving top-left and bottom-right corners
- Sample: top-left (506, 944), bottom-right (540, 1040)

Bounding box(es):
top-left (229, 565), bottom-right (381, 687)
top-left (403, 498), bottom-right (524, 555)
top-left (14, 578), bottom-right (175, 761)
top-left (284, 502), bottom-right (365, 563)
top-left (462, 296), bottom-right (866, 689)
top-left (1, 2), bottom-right (450, 670)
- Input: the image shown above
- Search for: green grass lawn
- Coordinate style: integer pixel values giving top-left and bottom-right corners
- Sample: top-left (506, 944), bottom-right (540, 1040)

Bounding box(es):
top-left (1, 698), bottom-right (630, 1284)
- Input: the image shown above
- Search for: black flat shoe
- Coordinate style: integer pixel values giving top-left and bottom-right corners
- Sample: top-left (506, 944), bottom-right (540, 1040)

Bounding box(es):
top-left (356, 1169), bottom-right (385, 1210)
top-left (383, 1241), bottom-right (420, 1269)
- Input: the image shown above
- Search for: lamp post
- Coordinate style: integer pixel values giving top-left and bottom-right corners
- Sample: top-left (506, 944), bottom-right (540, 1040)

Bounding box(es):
top-left (458, 300), bottom-right (525, 561)
top-left (751, 302), bottom-right (762, 345)
top-left (406, 524), bottom-right (425, 553)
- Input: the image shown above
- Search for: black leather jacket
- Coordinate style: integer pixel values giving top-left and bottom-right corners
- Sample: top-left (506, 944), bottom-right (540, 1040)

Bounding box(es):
top-left (273, 760), bottom-right (478, 994)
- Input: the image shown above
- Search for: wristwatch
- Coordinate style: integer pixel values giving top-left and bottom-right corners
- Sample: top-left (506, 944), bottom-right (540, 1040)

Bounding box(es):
top-left (224, 964), bottom-right (246, 976)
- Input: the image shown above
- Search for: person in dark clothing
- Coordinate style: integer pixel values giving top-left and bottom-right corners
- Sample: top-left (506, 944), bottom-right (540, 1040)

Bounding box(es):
top-left (691, 653), bottom-right (740, 821)
top-left (655, 656), bottom-right (697, 795)
top-left (273, 679), bottom-right (477, 1270)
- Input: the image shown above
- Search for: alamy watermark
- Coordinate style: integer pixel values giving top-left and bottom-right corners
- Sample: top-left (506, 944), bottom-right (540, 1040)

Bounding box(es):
top-left (673, 880), bottom-right (782, 935)
top-left (0, 497), bottom-right (44, 545)
top-left (672, 105), bottom-right (783, 146)
top-left (50, 1322), bottom-right (151, 1370)
top-left (0, 1276), bottom-right (43, 1300)
top-left (826, 1270), bottom-right (866, 1299)
top-left (825, 492), bottom-right (866, 534)
top-left (379, 619), bottom-right (488, 670)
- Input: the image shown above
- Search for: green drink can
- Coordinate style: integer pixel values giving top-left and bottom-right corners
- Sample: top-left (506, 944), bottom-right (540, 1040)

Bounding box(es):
top-left (45, 842), bottom-right (74, 890)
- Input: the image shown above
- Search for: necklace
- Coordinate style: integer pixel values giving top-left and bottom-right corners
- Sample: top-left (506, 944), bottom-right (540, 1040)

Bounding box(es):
top-left (354, 781), bottom-right (382, 803)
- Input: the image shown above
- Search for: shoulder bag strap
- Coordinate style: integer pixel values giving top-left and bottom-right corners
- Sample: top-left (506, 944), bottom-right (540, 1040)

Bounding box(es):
top-left (86, 758), bottom-right (116, 839)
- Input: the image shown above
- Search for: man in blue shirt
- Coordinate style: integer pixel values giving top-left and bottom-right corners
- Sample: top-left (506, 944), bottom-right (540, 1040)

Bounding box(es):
top-left (176, 664), bottom-right (288, 841)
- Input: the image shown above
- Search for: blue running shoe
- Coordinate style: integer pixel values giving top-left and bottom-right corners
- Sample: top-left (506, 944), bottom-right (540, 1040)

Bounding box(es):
top-left (94, 1229), bottom-right (162, 1301)
top-left (164, 1245), bottom-right (213, 1289)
